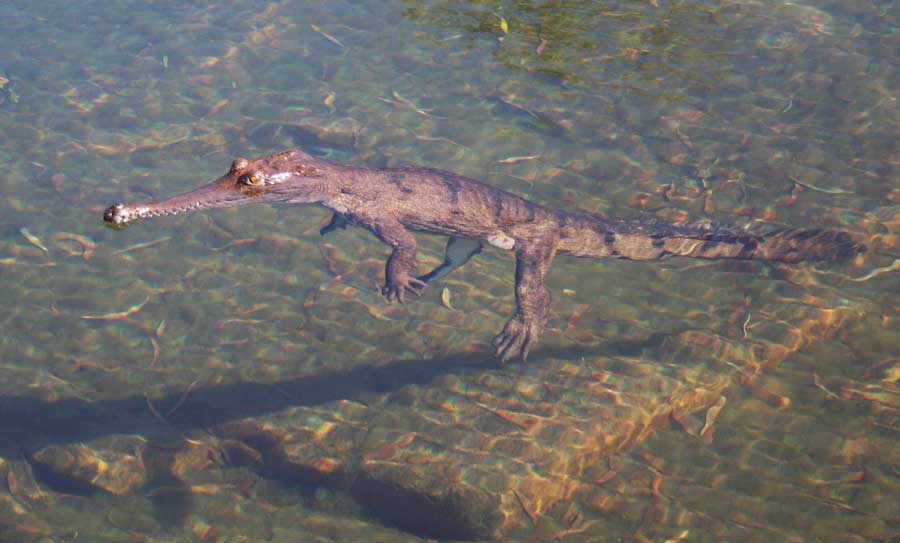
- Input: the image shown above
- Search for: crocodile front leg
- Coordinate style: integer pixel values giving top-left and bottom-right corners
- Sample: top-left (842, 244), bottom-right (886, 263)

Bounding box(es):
top-left (354, 213), bottom-right (426, 303)
top-left (493, 235), bottom-right (558, 362)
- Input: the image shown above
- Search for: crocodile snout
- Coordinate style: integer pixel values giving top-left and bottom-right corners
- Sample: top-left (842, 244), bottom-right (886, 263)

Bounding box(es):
top-left (103, 203), bottom-right (135, 229)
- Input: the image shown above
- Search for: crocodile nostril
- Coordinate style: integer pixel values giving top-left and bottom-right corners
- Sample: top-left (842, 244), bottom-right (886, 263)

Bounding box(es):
top-left (102, 204), bottom-right (135, 229)
top-left (103, 204), bottom-right (122, 223)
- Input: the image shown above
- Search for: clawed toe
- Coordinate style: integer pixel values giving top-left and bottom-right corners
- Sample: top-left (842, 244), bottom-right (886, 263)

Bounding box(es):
top-left (382, 275), bottom-right (427, 304)
top-left (409, 277), bottom-right (427, 290)
top-left (492, 317), bottom-right (541, 362)
top-left (382, 285), bottom-right (404, 303)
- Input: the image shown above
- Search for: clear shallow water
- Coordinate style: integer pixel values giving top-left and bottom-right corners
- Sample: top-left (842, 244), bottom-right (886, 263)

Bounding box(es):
top-left (0, 0), bottom-right (897, 541)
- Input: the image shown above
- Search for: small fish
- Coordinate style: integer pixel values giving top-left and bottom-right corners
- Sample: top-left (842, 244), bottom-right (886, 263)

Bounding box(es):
top-left (206, 98), bottom-right (230, 117)
top-left (497, 154), bottom-right (541, 164)
top-left (114, 236), bottom-right (172, 255)
top-left (493, 94), bottom-right (541, 119)
top-left (83, 296), bottom-right (150, 321)
top-left (310, 24), bottom-right (345, 48)
top-left (791, 177), bottom-right (855, 195)
top-left (323, 91), bottom-right (336, 112)
top-left (440, 287), bottom-right (455, 311)
top-left (812, 373), bottom-right (840, 399)
top-left (19, 227), bottom-right (48, 253)
top-left (699, 395), bottom-right (726, 439)
top-left (52, 232), bottom-right (97, 259)
top-left (212, 238), bottom-right (257, 252)
top-left (393, 432), bottom-right (417, 447)
top-left (513, 489), bottom-right (536, 525)
top-left (150, 337), bottom-right (160, 364)
top-left (215, 318), bottom-right (265, 330)
top-left (498, 16), bottom-right (509, 35)
top-left (390, 90), bottom-right (431, 116)
top-left (92, 143), bottom-right (121, 156)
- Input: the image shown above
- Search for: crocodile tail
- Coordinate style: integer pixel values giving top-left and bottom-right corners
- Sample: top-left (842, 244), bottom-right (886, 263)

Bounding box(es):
top-left (557, 214), bottom-right (861, 262)
top-left (746, 228), bottom-right (861, 262)
top-left (668, 226), bottom-right (862, 262)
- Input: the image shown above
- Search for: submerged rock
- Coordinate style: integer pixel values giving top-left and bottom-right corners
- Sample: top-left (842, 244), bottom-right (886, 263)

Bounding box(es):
top-left (30, 435), bottom-right (148, 495)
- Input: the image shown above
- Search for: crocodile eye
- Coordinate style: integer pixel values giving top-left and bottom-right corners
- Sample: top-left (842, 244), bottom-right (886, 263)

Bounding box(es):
top-left (240, 173), bottom-right (263, 186)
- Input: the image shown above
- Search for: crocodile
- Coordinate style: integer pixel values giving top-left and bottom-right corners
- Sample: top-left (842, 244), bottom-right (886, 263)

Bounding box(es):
top-left (103, 150), bottom-right (861, 361)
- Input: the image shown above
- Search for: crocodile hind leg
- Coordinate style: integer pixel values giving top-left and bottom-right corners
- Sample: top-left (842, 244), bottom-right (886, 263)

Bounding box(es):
top-left (418, 237), bottom-right (483, 283)
top-left (493, 236), bottom-right (557, 362)
top-left (319, 212), bottom-right (349, 236)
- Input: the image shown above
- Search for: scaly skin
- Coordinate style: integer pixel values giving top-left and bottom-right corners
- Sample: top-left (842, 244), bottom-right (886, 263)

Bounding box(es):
top-left (103, 150), bottom-right (861, 361)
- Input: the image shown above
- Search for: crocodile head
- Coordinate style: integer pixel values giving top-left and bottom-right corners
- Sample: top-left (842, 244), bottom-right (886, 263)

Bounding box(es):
top-left (103, 150), bottom-right (327, 229)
